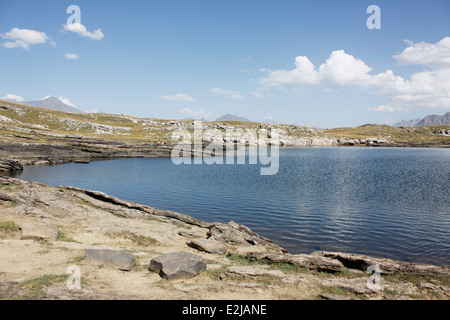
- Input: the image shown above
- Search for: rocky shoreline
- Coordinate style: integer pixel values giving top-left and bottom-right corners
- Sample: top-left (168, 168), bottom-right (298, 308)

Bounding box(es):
top-left (0, 175), bottom-right (449, 300)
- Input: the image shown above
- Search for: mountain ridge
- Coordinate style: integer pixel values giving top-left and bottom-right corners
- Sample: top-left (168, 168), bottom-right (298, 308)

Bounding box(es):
top-left (20, 96), bottom-right (83, 114)
top-left (394, 112), bottom-right (450, 127)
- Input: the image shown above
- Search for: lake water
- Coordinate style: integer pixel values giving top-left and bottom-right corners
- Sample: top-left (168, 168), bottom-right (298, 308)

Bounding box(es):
top-left (11, 147), bottom-right (450, 266)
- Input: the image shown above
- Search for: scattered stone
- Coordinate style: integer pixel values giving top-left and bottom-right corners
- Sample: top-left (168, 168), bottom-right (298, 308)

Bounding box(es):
top-left (149, 251), bottom-right (206, 280)
top-left (84, 249), bottom-right (135, 271)
top-left (178, 229), bottom-right (206, 238)
top-left (187, 238), bottom-right (228, 254)
top-left (19, 222), bottom-right (58, 241)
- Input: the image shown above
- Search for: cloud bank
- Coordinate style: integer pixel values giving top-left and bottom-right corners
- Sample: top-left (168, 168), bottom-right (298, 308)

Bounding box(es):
top-left (160, 94), bottom-right (195, 102)
top-left (210, 88), bottom-right (244, 100)
top-left (256, 37), bottom-right (450, 112)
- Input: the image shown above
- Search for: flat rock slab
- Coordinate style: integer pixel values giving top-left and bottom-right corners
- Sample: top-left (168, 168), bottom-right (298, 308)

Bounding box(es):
top-left (84, 249), bottom-right (135, 271)
top-left (149, 251), bottom-right (206, 280)
top-left (228, 265), bottom-right (285, 277)
top-left (251, 252), bottom-right (344, 273)
top-left (19, 222), bottom-right (58, 241)
top-left (187, 238), bottom-right (228, 254)
top-left (234, 245), bottom-right (267, 255)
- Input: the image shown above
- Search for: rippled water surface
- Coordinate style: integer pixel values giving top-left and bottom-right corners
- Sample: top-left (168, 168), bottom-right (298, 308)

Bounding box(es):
top-left (12, 147), bottom-right (450, 265)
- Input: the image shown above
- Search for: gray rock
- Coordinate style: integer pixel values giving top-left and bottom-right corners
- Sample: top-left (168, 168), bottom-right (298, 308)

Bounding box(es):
top-left (208, 221), bottom-right (287, 254)
top-left (19, 222), bottom-right (58, 241)
top-left (187, 238), bottom-right (228, 254)
top-left (178, 229), bottom-right (206, 238)
top-left (228, 265), bottom-right (284, 277)
top-left (84, 249), bottom-right (135, 271)
top-left (149, 251), bottom-right (206, 280)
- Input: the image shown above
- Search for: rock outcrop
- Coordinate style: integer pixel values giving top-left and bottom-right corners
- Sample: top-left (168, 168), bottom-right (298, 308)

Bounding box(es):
top-left (1, 175), bottom-right (449, 300)
top-left (208, 221), bottom-right (287, 254)
top-left (316, 251), bottom-right (450, 276)
top-left (19, 222), bottom-right (59, 241)
top-left (0, 159), bottom-right (23, 172)
top-left (250, 252), bottom-right (345, 273)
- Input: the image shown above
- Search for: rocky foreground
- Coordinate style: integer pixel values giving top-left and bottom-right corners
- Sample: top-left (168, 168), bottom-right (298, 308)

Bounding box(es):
top-left (0, 176), bottom-right (448, 300)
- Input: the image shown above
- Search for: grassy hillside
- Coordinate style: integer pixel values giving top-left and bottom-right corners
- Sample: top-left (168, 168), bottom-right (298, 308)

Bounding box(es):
top-left (1, 99), bottom-right (449, 146)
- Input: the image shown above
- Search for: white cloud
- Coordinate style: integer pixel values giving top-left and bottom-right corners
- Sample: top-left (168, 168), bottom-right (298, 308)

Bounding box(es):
top-left (1, 93), bottom-right (24, 101)
top-left (260, 56), bottom-right (320, 88)
top-left (179, 107), bottom-right (212, 119)
top-left (256, 37), bottom-right (450, 112)
top-left (1, 28), bottom-right (55, 49)
top-left (84, 108), bottom-right (98, 113)
top-left (160, 94), bottom-right (195, 102)
top-left (394, 37), bottom-right (450, 68)
top-left (319, 50), bottom-right (372, 86)
top-left (58, 96), bottom-right (76, 107)
top-left (367, 105), bottom-right (398, 112)
top-left (65, 52), bottom-right (78, 60)
top-left (63, 22), bottom-right (104, 40)
top-left (210, 88), bottom-right (244, 100)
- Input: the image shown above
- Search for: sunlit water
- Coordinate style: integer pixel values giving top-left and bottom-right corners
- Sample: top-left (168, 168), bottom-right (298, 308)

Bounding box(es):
top-left (12, 147), bottom-right (450, 265)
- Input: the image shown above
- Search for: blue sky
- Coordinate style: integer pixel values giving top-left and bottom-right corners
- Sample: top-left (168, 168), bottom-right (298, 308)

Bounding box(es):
top-left (0, 0), bottom-right (449, 127)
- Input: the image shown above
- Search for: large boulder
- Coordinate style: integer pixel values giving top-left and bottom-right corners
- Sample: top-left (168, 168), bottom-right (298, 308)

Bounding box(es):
top-left (84, 249), bottom-right (135, 271)
top-left (149, 252), bottom-right (206, 280)
top-left (19, 222), bottom-right (58, 241)
top-left (186, 238), bottom-right (227, 254)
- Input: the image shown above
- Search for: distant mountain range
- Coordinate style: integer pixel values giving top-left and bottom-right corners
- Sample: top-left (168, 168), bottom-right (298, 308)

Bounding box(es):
top-left (3, 96), bottom-right (84, 113)
top-left (215, 114), bottom-right (252, 122)
top-left (394, 112), bottom-right (450, 127)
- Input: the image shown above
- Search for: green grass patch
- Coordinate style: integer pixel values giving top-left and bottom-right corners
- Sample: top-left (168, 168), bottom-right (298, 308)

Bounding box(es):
top-left (56, 231), bottom-right (76, 243)
top-left (108, 231), bottom-right (159, 247)
top-left (206, 265), bottom-right (229, 280)
top-left (20, 274), bottom-right (67, 297)
top-left (383, 272), bottom-right (450, 288)
top-left (226, 254), bottom-right (267, 266)
top-left (0, 220), bottom-right (19, 238)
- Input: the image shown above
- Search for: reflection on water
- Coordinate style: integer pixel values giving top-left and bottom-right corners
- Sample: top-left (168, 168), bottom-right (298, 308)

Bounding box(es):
top-left (12, 147), bottom-right (450, 265)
